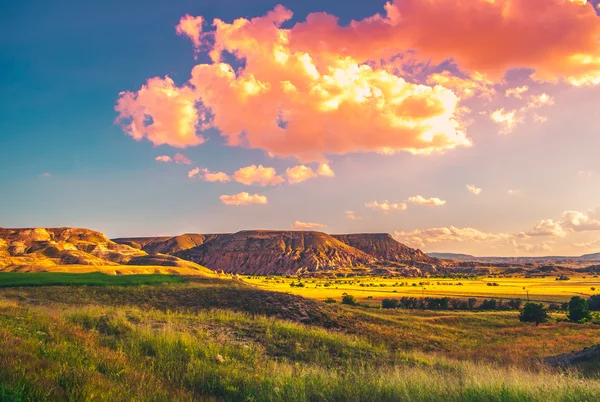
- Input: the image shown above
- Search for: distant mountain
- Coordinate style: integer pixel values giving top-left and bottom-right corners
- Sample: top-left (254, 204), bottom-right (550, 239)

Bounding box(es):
top-left (580, 252), bottom-right (600, 261)
top-left (427, 252), bottom-right (476, 260)
top-left (0, 227), bottom-right (213, 275)
top-left (114, 231), bottom-right (442, 275)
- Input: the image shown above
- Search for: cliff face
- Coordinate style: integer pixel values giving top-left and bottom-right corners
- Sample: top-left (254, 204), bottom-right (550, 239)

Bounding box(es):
top-left (175, 231), bottom-right (375, 275)
top-left (0, 227), bottom-right (212, 274)
top-left (332, 233), bottom-right (437, 265)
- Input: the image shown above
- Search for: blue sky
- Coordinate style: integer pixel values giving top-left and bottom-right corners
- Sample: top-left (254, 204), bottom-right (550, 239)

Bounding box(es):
top-left (1, 0), bottom-right (600, 256)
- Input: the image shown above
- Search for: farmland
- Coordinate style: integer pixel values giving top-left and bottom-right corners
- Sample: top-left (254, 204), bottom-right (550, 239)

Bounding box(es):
top-left (242, 275), bottom-right (600, 304)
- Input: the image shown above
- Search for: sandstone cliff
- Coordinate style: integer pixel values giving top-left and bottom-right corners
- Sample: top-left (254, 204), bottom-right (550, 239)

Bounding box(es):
top-left (174, 231), bottom-right (375, 275)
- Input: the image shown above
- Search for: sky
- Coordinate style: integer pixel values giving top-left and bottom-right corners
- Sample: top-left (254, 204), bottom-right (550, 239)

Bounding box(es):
top-left (1, 0), bottom-right (600, 256)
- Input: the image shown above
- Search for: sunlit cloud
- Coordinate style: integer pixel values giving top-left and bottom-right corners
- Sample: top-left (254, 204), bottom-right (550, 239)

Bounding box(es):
top-left (394, 226), bottom-right (511, 250)
top-left (345, 210), bottom-right (361, 221)
top-left (220, 192), bottom-right (268, 205)
top-left (317, 163), bottom-right (335, 177)
top-left (286, 165), bottom-right (318, 184)
top-left (407, 195), bottom-right (446, 207)
top-left (117, 1), bottom-right (600, 161)
top-left (466, 184), bottom-right (482, 195)
top-left (527, 219), bottom-right (567, 237)
top-left (490, 108), bottom-right (521, 135)
top-left (188, 167), bottom-right (230, 182)
top-left (507, 189), bottom-right (522, 196)
top-left (291, 220), bottom-right (327, 229)
top-left (505, 86), bottom-right (529, 99)
top-left (365, 200), bottom-right (408, 213)
top-left (233, 165), bottom-right (285, 186)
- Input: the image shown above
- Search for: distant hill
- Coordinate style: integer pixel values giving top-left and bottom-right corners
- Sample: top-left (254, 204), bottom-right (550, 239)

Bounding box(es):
top-left (0, 227), bottom-right (214, 276)
top-left (114, 231), bottom-right (442, 275)
top-left (580, 252), bottom-right (600, 261)
top-left (428, 252), bottom-right (477, 260)
top-left (175, 231), bottom-right (376, 275)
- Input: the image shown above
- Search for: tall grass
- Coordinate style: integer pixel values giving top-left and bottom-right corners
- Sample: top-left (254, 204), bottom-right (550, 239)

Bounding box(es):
top-left (1, 302), bottom-right (597, 401)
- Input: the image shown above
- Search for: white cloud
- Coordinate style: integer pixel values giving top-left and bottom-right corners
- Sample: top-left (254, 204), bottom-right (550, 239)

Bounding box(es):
top-left (466, 184), bottom-right (482, 195)
top-left (407, 195), bottom-right (447, 207)
top-left (394, 226), bottom-right (510, 249)
top-left (527, 219), bottom-right (567, 237)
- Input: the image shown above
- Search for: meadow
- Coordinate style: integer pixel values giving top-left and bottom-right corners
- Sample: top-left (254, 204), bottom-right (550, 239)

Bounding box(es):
top-left (0, 272), bottom-right (186, 288)
top-left (0, 275), bottom-right (598, 401)
top-left (242, 275), bottom-right (600, 304)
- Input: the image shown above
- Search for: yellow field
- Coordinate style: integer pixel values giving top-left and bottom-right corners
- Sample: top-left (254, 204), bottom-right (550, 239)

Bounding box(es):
top-left (0, 264), bottom-right (218, 276)
top-left (242, 275), bottom-right (600, 303)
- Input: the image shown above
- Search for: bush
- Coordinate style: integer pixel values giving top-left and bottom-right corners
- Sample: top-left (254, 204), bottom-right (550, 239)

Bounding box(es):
top-left (341, 295), bottom-right (357, 306)
top-left (519, 302), bottom-right (549, 326)
top-left (568, 296), bottom-right (592, 322)
top-left (324, 298), bottom-right (336, 304)
top-left (507, 299), bottom-right (523, 310)
top-left (588, 294), bottom-right (600, 311)
top-left (381, 298), bottom-right (399, 309)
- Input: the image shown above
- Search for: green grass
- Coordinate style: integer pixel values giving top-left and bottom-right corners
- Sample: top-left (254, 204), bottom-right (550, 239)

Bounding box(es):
top-left (0, 279), bottom-right (599, 401)
top-left (0, 272), bottom-right (186, 287)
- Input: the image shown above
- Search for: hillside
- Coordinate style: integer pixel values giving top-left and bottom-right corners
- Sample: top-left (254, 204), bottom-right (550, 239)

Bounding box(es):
top-left (0, 227), bottom-right (214, 275)
top-left (333, 233), bottom-right (437, 265)
top-left (114, 234), bottom-right (215, 255)
top-left (175, 231), bottom-right (375, 275)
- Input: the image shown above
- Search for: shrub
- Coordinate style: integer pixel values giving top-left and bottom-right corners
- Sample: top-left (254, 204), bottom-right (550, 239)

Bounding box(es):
top-left (467, 298), bottom-right (478, 310)
top-left (324, 298), bottom-right (336, 304)
top-left (519, 302), bottom-right (549, 326)
top-left (341, 295), bottom-right (357, 306)
top-left (568, 296), bottom-right (592, 322)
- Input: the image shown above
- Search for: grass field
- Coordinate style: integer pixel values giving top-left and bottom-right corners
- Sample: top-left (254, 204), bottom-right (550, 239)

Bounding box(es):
top-left (0, 264), bottom-right (216, 276)
top-left (0, 276), bottom-right (598, 401)
top-left (242, 275), bottom-right (600, 304)
top-left (0, 272), bottom-right (186, 287)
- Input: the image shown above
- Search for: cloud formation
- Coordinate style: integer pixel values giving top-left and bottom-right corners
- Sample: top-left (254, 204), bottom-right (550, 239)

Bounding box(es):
top-left (233, 165), bottom-right (285, 186)
top-left (189, 167), bottom-right (230, 182)
top-left (220, 192), bottom-right (268, 205)
top-left (156, 153), bottom-right (192, 165)
top-left (365, 200), bottom-right (408, 213)
top-left (345, 210), bottom-right (361, 221)
top-left (407, 195), bottom-right (447, 207)
top-left (394, 226), bottom-right (510, 250)
top-left (291, 221), bottom-right (327, 229)
top-left (466, 184), bottom-right (482, 195)
top-left (317, 163), bottom-right (335, 177)
top-left (117, 1), bottom-right (600, 161)
top-left (286, 165), bottom-right (318, 184)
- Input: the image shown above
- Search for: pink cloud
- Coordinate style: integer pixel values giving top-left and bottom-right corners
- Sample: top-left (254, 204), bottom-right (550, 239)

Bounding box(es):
top-left (175, 15), bottom-right (205, 52)
top-left (365, 200), bottom-right (407, 213)
top-left (188, 167), bottom-right (230, 182)
top-left (115, 76), bottom-right (205, 148)
top-left (317, 163), bottom-right (335, 177)
top-left (155, 155), bottom-right (172, 163)
top-left (220, 192), bottom-right (268, 205)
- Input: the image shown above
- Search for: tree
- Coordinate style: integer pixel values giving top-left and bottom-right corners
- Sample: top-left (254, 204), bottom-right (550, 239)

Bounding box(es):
top-left (519, 302), bottom-right (549, 326)
top-left (568, 296), bottom-right (592, 322)
top-left (588, 294), bottom-right (600, 311)
top-left (341, 294), bottom-right (357, 306)
top-left (507, 299), bottom-right (523, 310)
top-left (381, 298), bottom-right (399, 309)
top-left (467, 298), bottom-right (478, 310)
